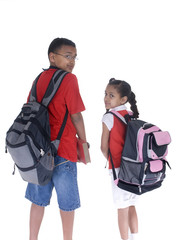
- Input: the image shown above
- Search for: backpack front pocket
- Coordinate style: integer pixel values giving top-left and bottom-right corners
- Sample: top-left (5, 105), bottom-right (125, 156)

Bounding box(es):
top-left (147, 131), bottom-right (171, 160)
top-left (149, 160), bottom-right (163, 173)
top-left (141, 160), bottom-right (166, 186)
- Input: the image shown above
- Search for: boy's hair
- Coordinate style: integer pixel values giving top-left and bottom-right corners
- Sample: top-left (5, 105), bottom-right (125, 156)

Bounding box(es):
top-left (108, 78), bottom-right (139, 118)
top-left (48, 38), bottom-right (76, 55)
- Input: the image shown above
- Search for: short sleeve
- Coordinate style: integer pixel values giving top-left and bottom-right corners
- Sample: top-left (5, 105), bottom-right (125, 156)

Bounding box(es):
top-left (102, 113), bottom-right (114, 131)
top-left (63, 74), bottom-right (85, 114)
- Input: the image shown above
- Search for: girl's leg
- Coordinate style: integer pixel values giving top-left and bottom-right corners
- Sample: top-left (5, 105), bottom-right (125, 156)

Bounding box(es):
top-left (118, 207), bottom-right (129, 240)
top-left (29, 203), bottom-right (45, 240)
top-left (60, 210), bottom-right (75, 240)
top-left (128, 206), bottom-right (138, 233)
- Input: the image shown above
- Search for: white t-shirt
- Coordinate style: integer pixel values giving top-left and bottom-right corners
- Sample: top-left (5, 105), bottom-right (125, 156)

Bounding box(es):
top-left (102, 105), bottom-right (127, 131)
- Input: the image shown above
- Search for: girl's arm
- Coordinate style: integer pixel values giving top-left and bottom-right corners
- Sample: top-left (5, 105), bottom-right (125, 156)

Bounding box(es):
top-left (101, 122), bottom-right (110, 159)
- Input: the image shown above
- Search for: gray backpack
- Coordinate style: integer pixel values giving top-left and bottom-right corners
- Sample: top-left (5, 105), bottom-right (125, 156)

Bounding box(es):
top-left (6, 69), bottom-right (68, 185)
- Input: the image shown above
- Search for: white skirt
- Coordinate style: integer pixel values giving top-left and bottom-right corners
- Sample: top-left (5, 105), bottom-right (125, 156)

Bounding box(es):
top-left (109, 168), bottom-right (139, 209)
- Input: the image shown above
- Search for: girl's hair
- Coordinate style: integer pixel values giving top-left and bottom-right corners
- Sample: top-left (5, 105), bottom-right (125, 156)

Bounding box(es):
top-left (48, 38), bottom-right (76, 56)
top-left (108, 78), bottom-right (139, 118)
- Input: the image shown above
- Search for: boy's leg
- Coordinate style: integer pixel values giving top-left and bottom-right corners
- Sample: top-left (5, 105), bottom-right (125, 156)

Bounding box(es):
top-left (29, 203), bottom-right (45, 240)
top-left (25, 177), bottom-right (53, 240)
top-left (60, 210), bottom-right (74, 240)
top-left (128, 206), bottom-right (138, 233)
top-left (53, 158), bottom-right (80, 240)
top-left (118, 207), bottom-right (129, 240)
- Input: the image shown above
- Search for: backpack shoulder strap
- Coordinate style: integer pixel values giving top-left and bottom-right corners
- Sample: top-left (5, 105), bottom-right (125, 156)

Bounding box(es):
top-left (107, 110), bottom-right (128, 181)
top-left (29, 72), bottom-right (43, 102)
top-left (107, 110), bottom-right (127, 125)
top-left (29, 69), bottom-right (69, 154)
top-left (109, 149), bottom-right (118, 181)
top-left (41, 69), bottom-right (68, 107)
top-left (29, 69), bottom-right (68, 107)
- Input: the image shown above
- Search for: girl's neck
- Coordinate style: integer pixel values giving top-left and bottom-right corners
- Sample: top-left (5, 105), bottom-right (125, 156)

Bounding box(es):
top-left (111, 105), bottom-right (127, 111)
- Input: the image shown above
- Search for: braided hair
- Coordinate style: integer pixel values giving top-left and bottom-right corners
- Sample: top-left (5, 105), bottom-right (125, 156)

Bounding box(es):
top-left (108, 78), bottom-right (139, 119)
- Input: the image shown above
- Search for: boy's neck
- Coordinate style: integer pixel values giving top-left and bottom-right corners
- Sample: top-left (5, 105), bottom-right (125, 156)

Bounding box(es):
top-left (49, 65), bottom-right (60, 69)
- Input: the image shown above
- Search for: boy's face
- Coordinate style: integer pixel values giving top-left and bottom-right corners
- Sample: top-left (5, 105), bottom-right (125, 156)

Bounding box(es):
top-left (49, 45), bottom-right (77, 72)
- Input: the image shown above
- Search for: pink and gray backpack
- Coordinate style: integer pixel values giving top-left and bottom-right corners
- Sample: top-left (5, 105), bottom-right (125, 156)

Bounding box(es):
top-left (108, 110), bottom-right (171, 195)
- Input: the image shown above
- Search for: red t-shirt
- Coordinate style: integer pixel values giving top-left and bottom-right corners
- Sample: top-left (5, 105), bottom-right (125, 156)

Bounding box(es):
top-left (28, 67), bottom-right (85, 162)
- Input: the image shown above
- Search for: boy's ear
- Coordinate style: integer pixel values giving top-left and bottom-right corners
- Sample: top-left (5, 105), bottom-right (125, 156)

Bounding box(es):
top-left (49, 52), bottom-right (55, 64)
top-left (121, 96), bottom-right (128, 104)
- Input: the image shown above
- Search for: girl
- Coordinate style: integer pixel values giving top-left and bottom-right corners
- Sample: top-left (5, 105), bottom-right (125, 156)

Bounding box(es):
top-left (101, 78), bottom-right (139, 240)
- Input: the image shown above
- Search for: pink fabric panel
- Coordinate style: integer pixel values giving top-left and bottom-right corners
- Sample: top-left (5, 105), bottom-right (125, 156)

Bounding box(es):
top-left (144, 126), bottom-right (160, 134)
top-left (150, 160), bottom-right (163, 172)
top-left (114, 179), bottom-right (119, 185)
top-left (111, 110), bottom-right (127, 124)
top-left (138, 129), bottom-right (145, 162)
top-left (153, 131), bottom-right (171, 146)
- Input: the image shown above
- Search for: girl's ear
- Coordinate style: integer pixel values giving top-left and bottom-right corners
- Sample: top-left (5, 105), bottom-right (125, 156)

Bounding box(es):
top-left (121, 96), bottom-right (128, 105)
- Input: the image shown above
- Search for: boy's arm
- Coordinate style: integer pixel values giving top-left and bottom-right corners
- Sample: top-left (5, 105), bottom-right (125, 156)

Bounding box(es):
top-left (101, 123), bottom-right (110, 159)
top-left (71, 112), bottom-right (87, 142)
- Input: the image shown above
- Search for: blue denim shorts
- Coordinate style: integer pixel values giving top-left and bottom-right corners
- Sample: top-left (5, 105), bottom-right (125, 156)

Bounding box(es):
top-left (25, 156), bottom-right (80, 211)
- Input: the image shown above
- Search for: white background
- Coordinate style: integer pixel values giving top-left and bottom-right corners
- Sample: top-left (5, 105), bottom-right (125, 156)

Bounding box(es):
top-left (0, 0), bottom-right (176, 239)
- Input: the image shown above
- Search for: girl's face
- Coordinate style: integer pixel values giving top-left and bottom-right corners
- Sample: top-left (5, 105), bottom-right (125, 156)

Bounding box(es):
top-left (104, 85), bottom-right (127, 110)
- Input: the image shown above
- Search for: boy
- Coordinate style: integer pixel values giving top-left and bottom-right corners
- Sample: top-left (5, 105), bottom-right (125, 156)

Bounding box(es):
top-left (25, 38), bottom-right (88, 240)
